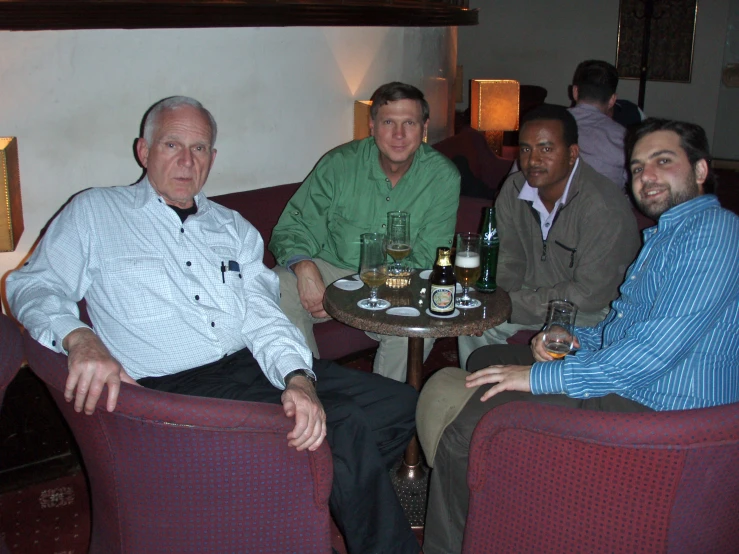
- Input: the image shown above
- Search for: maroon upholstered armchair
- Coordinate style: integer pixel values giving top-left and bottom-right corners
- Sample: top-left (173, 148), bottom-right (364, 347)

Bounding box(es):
top-left (0, 313), bottom-right (23, 406)
top-left (463, 401), bottom-right (739, 554)
top-left (0, 313), bottom-right (24, 554)
top-left (23, 334), bottom-right (333, 554)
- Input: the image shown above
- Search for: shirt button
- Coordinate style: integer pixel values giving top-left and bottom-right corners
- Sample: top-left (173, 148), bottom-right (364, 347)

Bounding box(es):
top-left (386, 197), bottom-right (391, 201)
top-left (186, 261), bottom-right (192, 267)
top-left (584, 393), bottom-right (590, 397)
top-left (211, 322), bottom-right (215, 327)
top-left (195, 295), bottom-right (200, 301)
top-left (180, 228), bottom-right (185, 233)
top-left (631, 275), bottom-right (636, 280)
top-left (618, 313), bottom-right (624, 318)
top-left (52, 340), bottom-right (56, 347)
top-left (24, 262), bottom-right (29, 266)
top-left (381, 224), bottom-right (386, 228)
top-left (545, 223), bottom-right (550, 227)
top-left (238, 274), bottom-right (242, 279)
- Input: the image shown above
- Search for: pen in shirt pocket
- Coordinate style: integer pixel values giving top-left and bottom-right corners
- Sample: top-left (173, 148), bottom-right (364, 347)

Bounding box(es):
top-left (221, 260), bottom-right (241, 283)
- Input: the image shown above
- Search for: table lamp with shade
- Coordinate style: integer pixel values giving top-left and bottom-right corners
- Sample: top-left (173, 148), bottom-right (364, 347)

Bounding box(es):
top-left (470, 79), bottom-right (520, 156)
top-left (353, 100), bottom-right (372, 140)
top-left (0, 137), bottom-right (23, 252)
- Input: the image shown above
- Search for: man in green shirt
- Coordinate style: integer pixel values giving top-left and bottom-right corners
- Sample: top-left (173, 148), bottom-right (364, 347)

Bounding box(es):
top-left (270, 82), bottom-right (461, 381)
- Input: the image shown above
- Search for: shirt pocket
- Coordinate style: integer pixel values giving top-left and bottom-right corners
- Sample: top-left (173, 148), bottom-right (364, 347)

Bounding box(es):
top-left (209, 245), bottom-right (244, 296)
top-left (102, 256), bottom-right (173, 321)
top-left (327, 213), bottom-right (372, 263)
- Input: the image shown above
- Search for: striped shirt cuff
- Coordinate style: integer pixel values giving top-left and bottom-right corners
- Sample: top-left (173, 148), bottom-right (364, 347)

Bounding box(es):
top-left (530, 360), bottom-right (567, 395)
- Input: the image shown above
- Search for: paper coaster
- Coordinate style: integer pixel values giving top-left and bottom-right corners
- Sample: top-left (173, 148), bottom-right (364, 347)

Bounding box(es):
top-left (333, 279), bottom-right (364, 291)
top-left (425, 308), bottom-right (460, 319)
top-left (387, 307), bottom-right (421, 317)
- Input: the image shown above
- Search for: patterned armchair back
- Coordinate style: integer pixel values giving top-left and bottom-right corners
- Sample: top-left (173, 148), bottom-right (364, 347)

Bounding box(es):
top-left (464, 400), bottom-right (739, 554)
top-left (23, 333), bottom-right (333, 554)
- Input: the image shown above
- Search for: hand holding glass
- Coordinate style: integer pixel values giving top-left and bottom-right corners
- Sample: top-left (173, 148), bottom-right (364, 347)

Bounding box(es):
top-left (358, 233), bottom-right (391, 310)
top-left (455, 232), bottom-right (482, 308)
top-left (541, 300), bottom-right (577, 358)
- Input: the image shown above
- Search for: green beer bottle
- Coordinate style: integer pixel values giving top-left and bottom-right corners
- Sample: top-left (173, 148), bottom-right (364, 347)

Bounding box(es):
top-left (476, 207), bottom-right (499, 292)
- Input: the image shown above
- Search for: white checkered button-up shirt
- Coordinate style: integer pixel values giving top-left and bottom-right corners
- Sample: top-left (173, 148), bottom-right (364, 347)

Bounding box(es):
top-left (7, 178), bottom-right (313, 387)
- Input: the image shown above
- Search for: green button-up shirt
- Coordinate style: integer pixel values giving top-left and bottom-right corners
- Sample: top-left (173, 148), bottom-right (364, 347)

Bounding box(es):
top-left (269, 137), bottom-right (460, 271)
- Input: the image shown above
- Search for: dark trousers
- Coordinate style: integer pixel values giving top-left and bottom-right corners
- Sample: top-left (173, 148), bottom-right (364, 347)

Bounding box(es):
top-left (139, 348), bottom-right (420, 554)
top-left (423, 345), bottom-right (653, 554)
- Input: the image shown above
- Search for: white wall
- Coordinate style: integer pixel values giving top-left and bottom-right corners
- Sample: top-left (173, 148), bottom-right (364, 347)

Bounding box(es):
top-left (712, 0), bottom-right (739, 159)
top-left (458, 0), bottom-right (729, 146)
top-left (0, 26), bottom-right (456, 303)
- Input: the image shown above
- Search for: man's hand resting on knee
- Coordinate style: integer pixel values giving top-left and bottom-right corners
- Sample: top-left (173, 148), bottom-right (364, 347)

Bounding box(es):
top-left (281, 375), bottom-right (327, 451)
top-left (465, 364), bottom-right (532, 401)
top-left (293, 260), bottom-right (329, 319)
top-left (62, 327), bottom-right (139, 415)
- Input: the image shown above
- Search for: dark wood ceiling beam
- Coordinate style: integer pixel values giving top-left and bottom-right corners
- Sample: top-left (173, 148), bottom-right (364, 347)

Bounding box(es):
top-left (0, 1), bottom-right (479, 31)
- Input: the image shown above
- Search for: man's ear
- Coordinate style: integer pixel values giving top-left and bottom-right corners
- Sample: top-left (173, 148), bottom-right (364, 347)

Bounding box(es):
top-left (368, 118), bottom-right (375, 137)
top-left (136, 138), bottom-right (150, 168)
top-left (607, 93), bottom-right (618, 111)
top-left (694, 159), bottom-right (709, 191)
top-left (572, 85), bottom-right (579, 103)
top-left (569, 143), bottom-right (580, 166)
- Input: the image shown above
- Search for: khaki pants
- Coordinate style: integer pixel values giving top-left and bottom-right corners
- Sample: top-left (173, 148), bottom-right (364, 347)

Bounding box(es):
top-left (274, 258), bottom-right (433, 382)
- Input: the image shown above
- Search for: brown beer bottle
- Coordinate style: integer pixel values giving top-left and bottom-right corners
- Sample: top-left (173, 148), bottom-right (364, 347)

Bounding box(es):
top-left (429, 247), bottom-right (456, 316)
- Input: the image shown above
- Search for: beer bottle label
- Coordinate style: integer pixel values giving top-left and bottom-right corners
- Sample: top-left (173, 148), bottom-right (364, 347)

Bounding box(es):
top-left (430, 284), bottom-right (455, 313)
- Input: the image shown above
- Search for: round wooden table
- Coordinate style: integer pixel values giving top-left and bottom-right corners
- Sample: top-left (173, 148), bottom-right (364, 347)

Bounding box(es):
top-left (324, 271), bottom-right (511, 478)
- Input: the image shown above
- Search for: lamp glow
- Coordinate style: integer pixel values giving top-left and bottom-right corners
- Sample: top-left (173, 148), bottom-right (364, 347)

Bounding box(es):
top-left (470, 80), bottom-right (520, 155)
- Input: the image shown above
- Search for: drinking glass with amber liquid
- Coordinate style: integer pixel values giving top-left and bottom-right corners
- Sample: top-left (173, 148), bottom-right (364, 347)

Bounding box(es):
top-left (386, 211), bottom-right (411, 271)
top-left (542, 300), bottom-right (577, 358)
top-left (359, 233), bottom-right (390, 310)
top-left (454, 232), bottom-right (482, 309)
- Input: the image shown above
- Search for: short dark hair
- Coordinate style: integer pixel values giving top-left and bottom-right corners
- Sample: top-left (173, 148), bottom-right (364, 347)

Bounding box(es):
top-left (369, 82), bottom-right (430, 123)
top-left (572, 60), bottom-right (619, 104)
top-left (626, 118), bottom-right (716, 193)
top-left (520, 104), bottom-right (579, 146)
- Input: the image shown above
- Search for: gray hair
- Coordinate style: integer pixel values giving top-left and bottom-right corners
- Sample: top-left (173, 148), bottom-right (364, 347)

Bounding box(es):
top-left (142, 96), bottom-right (218, 147)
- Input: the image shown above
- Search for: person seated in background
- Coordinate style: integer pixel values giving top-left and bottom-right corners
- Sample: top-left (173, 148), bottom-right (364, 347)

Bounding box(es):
top-left (612, 98), bottom-right (646, 129)
top-left (418, 118), bottom-right (739, 554)
top-left (7, 96), bottom-right (421, 554)
top-left (457, 104), bottom-right (641, 370)
top-left (269, 81), bottom-right (460, 382)
top-left (568, 59), bottom-right (629, 191)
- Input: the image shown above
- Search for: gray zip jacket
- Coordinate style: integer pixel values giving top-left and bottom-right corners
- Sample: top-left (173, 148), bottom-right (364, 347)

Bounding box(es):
top-left (496, 159), bottom-right (641, 325)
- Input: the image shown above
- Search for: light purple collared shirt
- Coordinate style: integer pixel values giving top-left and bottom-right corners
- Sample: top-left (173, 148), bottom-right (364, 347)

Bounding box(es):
top-left (568, 104), bottom-right (627, 191)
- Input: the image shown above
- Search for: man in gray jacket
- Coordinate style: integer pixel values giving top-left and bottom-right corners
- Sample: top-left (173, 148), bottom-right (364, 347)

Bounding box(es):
top-left (458, 104), bottom-right (640, 370)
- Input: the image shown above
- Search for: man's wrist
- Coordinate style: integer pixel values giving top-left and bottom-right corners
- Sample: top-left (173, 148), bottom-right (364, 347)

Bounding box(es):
top-left (284, 369), bottom-right (316, 388)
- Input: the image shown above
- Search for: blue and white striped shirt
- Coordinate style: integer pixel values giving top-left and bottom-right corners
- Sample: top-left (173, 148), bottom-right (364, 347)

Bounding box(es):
top-left (7, 178), bottom-right (314, 387)
top-left (531, 195), bottom-right (739, 410)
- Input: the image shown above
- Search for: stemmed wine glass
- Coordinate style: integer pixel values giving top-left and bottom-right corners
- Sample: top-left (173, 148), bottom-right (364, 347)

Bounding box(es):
top-left (358, 233), bottom-right (391, 310)
top-left (454, 232), bottom-right (482, 308)
top-left (541, 300), bottom-right (578, 358)
top-left (386, 211), bottom-right (411, 274)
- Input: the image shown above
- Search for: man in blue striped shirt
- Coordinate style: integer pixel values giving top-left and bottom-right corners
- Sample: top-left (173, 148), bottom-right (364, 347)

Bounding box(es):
top-left (419, 118), bottom-right (739, 554)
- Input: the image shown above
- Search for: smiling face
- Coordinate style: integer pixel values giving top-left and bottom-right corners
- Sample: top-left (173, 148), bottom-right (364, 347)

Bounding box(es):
top-left (519, 119), bottom-right (579, 202)
top-left (136, 104), bottom-right (217, 209)
top-left (369, 99), bottom-right (427, 176)
top-left (629, 130), bottom-right (706, 219)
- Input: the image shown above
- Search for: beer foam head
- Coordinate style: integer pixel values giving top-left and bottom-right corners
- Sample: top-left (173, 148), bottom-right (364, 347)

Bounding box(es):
top-left (455, 252), bottom-right (480, 268)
